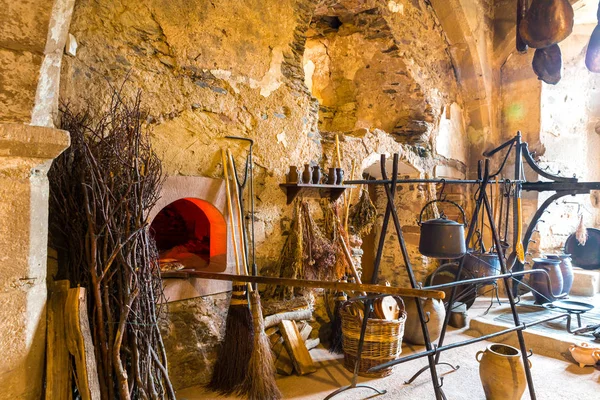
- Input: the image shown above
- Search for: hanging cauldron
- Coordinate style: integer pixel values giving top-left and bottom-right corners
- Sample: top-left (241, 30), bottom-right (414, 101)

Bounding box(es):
top-left (418, 199), bottom-right (467, 259)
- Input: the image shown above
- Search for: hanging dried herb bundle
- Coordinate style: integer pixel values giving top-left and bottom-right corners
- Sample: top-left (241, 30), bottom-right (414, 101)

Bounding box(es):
top-left (348, 188), bottom-right (377, 237)
top-left (266, 202), bottom-right (304, 299)
top-left (322, 201), bottom-right (350, 280)
top-left (301, 201), bottom-right (336, 280)
top-left (49, 87), bottom-right (174, 399)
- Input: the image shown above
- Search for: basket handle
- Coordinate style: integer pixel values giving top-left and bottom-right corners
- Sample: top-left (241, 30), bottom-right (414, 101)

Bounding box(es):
top-left (394, 296), bottom-right (405, 314)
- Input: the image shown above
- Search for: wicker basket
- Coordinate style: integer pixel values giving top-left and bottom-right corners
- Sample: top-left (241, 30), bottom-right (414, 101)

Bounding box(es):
top-left (340, 297), bottom-right (406, 377)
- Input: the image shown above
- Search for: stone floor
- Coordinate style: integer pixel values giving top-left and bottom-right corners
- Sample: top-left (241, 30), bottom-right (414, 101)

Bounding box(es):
top-left (177, 329), bottom-right (600, 400)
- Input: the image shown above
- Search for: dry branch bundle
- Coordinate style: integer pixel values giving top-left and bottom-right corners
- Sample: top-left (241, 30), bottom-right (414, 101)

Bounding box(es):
top-left (49, 86), bottom-right (174, 399)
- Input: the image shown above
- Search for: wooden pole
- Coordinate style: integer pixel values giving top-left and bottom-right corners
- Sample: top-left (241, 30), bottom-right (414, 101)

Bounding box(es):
top-left (163, 271), bottom-right (445, 300)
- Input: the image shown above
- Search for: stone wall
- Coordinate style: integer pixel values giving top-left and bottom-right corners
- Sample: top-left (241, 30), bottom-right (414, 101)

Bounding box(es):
top-left (0, 0), bottom-right (73, 398)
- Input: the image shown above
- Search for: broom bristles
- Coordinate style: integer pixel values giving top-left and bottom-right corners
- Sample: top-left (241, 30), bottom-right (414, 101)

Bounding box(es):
top-left (207, 287), bottom-right (254, 394)
top-left (244, 290), bottom-right (282, 400)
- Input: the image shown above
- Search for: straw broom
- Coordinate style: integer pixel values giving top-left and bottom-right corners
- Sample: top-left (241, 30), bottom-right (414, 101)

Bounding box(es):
top-left (207, 149), bottom-right (254, 394)
top-left (227, 150), bottom-right (281, 400)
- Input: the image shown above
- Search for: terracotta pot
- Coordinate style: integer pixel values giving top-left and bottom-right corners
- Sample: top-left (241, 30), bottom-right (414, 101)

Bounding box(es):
top-left (530, 257), bottom-right (563, 304)
top-left (403, 297), bottom-right (445, 345)
top-left (476, 344), bottom-right (530, 400)
top-left (569, 342), bottom-right (600, 368)
top-left (546, 254), bottom-right (573, 295)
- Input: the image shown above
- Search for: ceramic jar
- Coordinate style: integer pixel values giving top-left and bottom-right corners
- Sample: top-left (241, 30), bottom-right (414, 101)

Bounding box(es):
top-left (568, 342), bottom-right (600, 368)
top-left (336, 168), bottom-right (344, 185)
top-left (476, 344), bottom-right (529, 400)
top-left (530, 257), bottom-right (563, 304)
top-left (312, 165), bottom-right (322, 184)
top-left (301, 164), bottom-right (313, 184)
top-left (403, 297), bottom-right (445, 345)
top-left (546, 254), bottom-right (574, 295)
top-left (286, 166), bottom-right (299, 184)
top-left (327, 168), bottom-right (337, 185)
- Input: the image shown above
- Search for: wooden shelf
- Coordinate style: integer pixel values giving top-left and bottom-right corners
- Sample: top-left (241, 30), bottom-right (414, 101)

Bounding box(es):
top-left (279, 183), bottom-right (354, 205)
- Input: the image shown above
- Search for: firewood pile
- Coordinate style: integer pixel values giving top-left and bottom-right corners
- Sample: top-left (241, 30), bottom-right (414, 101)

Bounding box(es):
top-left (262, 296), bottom-right (320, 376)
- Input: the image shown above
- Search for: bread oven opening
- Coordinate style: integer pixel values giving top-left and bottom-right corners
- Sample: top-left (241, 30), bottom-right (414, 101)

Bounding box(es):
top-left (150, 198), bottom-right (227, 272)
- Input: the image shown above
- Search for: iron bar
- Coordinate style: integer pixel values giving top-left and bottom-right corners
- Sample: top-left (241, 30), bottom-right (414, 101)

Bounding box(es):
top-left (368, 312), bottom-right (569, 372)
top-left (381, 154), bottom-right (446, 400)
top-left (481, 166), bottom-right (537, 400)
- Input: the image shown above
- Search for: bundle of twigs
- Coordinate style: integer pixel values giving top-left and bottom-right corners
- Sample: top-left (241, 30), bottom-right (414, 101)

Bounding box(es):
top-left (49, 86), bottom-right (174, 399)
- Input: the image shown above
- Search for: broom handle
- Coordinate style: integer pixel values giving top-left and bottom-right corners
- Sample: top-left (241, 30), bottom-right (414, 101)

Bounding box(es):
top-left (228, 150), bottom-right (251, 279)
top-left (173, 271), bottom-right (445, 300)
top-left (222, 149), bottom-right (241, 276)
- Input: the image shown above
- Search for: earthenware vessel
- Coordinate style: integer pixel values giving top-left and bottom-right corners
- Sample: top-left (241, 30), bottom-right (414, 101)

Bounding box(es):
top-left (403, 297), bottom-right (445, 345)
top-left (312, 165), bottom-right (322, 184)
top-left (530, 257), bottom-right (563, 303)
top-left (476, 344), bottom-right (529, 400)
top-left (302, 164), bottom-right (313, 184)
top-left (286, 166), bottom-right (298, 184)
top-left (568, 342), bottom-right (600, 368)
top-left (327, 168), bottom-right (337, 184)
top-left (546, 254), bottom-right (574, 295)
top-left (335, 168), bottom-right (344, 185)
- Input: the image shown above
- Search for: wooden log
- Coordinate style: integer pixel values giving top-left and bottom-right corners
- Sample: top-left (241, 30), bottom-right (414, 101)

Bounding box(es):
top-left (66, 287), bottom-right (101, 400)
top-left (305, 338), bottom-right (320, 351)
top-left (262, 296), bottom-right (311, 316)
top-left (264, 309), bottom-right (313, 329)
top-left (269, 332), bottom-right (283, 348)
top-left (279, 320), bottom-right (316, 375)
top-left (46, 280), bottom-right (71, 400)
top-left (164, 271), bottom-right (445, 300)
top-left (298, 322), bottom-right (312, 342)
top-left (272, 341), bottom-right (293, 376)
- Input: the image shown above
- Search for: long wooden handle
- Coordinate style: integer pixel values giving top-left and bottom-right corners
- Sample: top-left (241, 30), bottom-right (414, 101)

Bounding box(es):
top-left (222, 149), bottom-right (241, 276)
top-left (164, 271), bottom-right (445, 300)
top-left (227, 149), bottom-right (250, 277)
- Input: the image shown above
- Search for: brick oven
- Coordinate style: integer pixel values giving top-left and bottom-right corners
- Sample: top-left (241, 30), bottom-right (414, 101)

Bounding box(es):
top-left (148, 176), bottom-right (235, 301)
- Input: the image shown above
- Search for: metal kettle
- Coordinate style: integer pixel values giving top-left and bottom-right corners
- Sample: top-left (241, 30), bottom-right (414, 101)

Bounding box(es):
top-left (418, 199), bottom-right (467, 259)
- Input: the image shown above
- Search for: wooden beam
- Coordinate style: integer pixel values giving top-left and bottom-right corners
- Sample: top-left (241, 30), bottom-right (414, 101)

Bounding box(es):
top-left (163, 271), bottom-right (445, 300)
top-left (46, 280), bottom-right (71, 400)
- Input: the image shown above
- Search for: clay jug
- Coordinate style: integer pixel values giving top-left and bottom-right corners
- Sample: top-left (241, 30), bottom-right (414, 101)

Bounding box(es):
top-left (532, 44), bottom-right (562, 85)
top-left (519, 0), bottom-right (574, 48)
top-left (476, 344), bottom-right (529, 400)
top-left (530, 257), bottom-right (563, 303)
top-left (286, 166), bottom-right (299, 184)
top-left (546, 254), bottom-right (573, 295)
top-left (312, 165), bottom-right (322, 184)
top-left (301, 164), bottom-right (313, 184)
top-left (327, 167), bottom-right (337, 184)
top-left (336, 168), bottom-right (344, 185)
top-left (403, 297), bottom-right (445, 345)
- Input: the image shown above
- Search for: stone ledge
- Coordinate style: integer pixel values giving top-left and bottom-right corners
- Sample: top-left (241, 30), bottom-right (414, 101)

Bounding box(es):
top-left (0, 122), bottom-right (69, 159)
